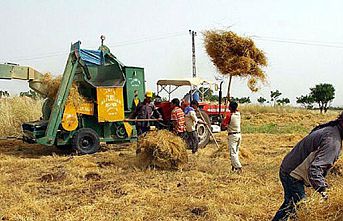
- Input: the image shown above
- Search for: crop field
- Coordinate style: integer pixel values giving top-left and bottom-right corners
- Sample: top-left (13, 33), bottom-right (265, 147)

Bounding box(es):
top-left (0, 98), bottom-right (342, 221)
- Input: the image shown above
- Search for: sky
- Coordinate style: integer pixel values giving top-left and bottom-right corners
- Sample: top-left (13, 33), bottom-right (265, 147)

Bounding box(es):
top-left (0, 0), bottom-right (342, 106)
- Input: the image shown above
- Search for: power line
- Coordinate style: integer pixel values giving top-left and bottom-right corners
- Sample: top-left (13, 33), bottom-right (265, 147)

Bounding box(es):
top-left (108, 32), bottom-right (186, 47)
top-left (255, 35), bottom-right (343, 45)
top-left (3, 32), bottom-right (343, 63)
top-left (2, 32), bottom-right (187, 62)
top-left (253, 36), bottom-right (343, 49)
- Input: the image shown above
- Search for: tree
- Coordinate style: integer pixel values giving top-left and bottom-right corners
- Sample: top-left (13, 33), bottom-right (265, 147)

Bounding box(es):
top-left (270, 90), bottom-right (282, 106)
top-left (277, 98), bottom-right (290, 106)
top-left (0, 90), bottom-right (9, 98)
top-left (232, 97), bottom-right (251, 104)
top-left (296, 95), bottom-right (314, 109)
top-left (197, 87), bottom-right (219, 102)
top-left (257, 97), bottom-right (266, 104)
top-left (20, 90), bottom-right (43, 100)
top-left (310, 83), bottom-right (335, 113)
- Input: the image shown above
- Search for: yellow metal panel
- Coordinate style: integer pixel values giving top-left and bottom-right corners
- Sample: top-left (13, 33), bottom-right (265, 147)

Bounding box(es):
top-left (76, 101), bottom-right (94, 115)
top-left (123, 122), bottom-right (133, 138)
top-left (62, 103), bottom-right (78, 131)
top-left (96, 87), bottom-right (124, 122)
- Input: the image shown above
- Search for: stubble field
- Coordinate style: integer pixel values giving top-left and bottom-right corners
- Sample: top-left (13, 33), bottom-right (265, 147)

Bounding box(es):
top-left (0, 98), bottom-right (342, 220)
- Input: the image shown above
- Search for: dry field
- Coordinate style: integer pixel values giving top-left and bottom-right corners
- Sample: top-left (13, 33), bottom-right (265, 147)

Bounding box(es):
top-left (0, 98), bottom-right (342, 220)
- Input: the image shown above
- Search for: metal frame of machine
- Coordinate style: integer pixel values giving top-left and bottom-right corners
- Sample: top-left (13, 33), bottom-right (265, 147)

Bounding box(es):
top-left (0, 39), bottom-right (147, 154)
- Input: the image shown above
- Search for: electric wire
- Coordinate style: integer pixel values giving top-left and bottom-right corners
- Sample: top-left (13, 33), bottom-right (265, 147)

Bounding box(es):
top-left (253, 36), bottom-right (343, 48)
top-left (2, 32), bottom-right (343, 63)
top-left (2, 32), bottom-right (187, 62)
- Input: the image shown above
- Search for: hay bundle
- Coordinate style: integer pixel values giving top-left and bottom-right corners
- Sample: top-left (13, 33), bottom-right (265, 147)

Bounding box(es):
top-left (204, 30), bottom-right (267, 91)
top-left (137, 130), bottom-right (188, 170)
top-left (42, 73), bottom-right (86, 108)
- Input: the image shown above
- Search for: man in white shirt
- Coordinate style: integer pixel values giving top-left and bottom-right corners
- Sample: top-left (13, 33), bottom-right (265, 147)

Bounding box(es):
top-left (222, 101), bottom-right (242, 172)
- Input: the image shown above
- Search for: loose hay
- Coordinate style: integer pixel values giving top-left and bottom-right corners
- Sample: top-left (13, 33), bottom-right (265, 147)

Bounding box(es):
top-left (204, 30), bottom-right (267, 91)
top-left (137, 130), bottom-right (188, 170)
top-left (39, 170), bottom-right (67, 183)
top-left (1, 102), bottom-right (342, 220)
top-left (0, 97), bottom-right (42, 136)
top-left (42, 73), bottom-right (86, 108)
top-left (297, 186), bottom-right (343, 221)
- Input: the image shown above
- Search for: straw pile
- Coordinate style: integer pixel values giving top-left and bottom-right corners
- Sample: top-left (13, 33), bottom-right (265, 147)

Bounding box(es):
top-left (297, 160), bottom-right (343, 221)
top-left (137, 130), bottom-right (188, 170)
top-left (42, 73), bottom-right (86, 108)
top-left (204, 30), bottom-right (267, 91)
top-left (0, 97), bottom-right (42, 136)
top-left (297, 187), bottom-right (343, 221)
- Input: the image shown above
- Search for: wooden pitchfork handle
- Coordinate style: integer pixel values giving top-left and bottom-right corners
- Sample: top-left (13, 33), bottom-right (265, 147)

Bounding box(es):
top-left (198, 111), bottom-right (220, 149)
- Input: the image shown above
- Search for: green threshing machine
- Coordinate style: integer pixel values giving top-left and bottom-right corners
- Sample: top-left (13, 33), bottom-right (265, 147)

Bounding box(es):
top-left (0, 37), bottom-right (211, 154)
top-left (0, 38), bottom-right (147, 154)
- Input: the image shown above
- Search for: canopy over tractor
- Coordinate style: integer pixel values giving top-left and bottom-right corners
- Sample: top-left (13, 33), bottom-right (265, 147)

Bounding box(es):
top-left (157, 77), bottom-right (215, 101)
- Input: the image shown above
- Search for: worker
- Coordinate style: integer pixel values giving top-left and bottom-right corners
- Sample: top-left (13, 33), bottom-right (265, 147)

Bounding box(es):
top-left (221, 101), bottom-right (242, 173)
top-left (192, 89), bottom-right (200, 102)
top-left (131, 89), bottom-right (140, 112)
top-left (182, 92), bottom-right (191, 103)
top-left (170, 98), bottom-right (185, 137)
top-left (131, 91), bottom-right (160, 135)
top-left (272, 112), bottom-right (343, 221)
top-left (185, 100), bottom-right (201, 153)
top-left (183, 89), bottom-right (201, 103)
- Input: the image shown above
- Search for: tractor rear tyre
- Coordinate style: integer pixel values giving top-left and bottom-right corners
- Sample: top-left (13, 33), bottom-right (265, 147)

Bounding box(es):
top-left (196, 110), bottom-right (211, 148)
top-left (72, 128), bottom-right (100, 154)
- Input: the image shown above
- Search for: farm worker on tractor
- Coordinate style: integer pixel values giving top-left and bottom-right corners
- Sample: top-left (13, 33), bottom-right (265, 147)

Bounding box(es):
top-left (130, 91), bottom-right (161, 135)
top-left (170, 98), bottom-right (186, 137)
top-left (182, 89), bottom-right (200, 103)
top-left (272, 112), bottom-right (343, 221)
top-left (184, 100), bottom-right (201, 154)
top-left (221, 101), bottom-right (242, 173)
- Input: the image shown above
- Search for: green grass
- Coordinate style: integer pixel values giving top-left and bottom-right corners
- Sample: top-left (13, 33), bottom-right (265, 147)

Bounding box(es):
top-left (242, 122), bottom-right (309, 134)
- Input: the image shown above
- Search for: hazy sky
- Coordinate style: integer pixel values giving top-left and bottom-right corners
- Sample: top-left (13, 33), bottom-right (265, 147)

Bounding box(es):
top-left (1, 0), bottom-right (342, 106)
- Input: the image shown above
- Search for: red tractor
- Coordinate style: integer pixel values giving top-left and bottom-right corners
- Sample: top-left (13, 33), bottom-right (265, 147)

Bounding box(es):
top-left (155, 78), bottom-right (229, 148)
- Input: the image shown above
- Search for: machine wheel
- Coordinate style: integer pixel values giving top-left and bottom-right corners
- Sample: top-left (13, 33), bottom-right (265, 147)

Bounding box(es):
top-left (72, 128), bottom-right (100, 154)
top-left (196, 110), bottom-right (211, 148)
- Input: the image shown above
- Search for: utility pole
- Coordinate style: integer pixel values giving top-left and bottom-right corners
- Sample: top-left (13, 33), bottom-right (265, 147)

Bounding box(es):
top-left (189, 30), bottom-right (197, 78)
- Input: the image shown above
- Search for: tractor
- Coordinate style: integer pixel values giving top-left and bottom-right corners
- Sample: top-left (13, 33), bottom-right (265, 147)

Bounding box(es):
top-left (156, 78), bottom-right (230, 134)
top-left (0, 37), bottom-right (212, 153)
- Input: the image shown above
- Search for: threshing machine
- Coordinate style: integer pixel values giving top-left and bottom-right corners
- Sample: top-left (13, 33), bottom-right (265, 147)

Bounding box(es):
top-left (0, 38), bottom-right (146, 154)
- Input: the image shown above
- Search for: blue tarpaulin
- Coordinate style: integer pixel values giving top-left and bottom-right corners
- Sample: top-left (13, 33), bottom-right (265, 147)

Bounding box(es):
top-left (79, 49), bottom-right (104, 66)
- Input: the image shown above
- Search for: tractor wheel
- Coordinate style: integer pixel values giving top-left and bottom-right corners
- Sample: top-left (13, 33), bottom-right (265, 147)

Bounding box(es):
top-left (72, 128), bottom-right (100, 154)
top-left (196, 110), bottom-right (211, 148)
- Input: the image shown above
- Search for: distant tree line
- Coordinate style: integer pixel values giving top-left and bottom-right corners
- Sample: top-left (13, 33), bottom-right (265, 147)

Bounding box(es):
top-left (296, 83), bottom-right (335, 113)
top-left (193, 83), bottom-right (336, 114)
top-left (20, 90), bottom-right (44, 100)
top-left (0, 90), bottom-right (10, 98)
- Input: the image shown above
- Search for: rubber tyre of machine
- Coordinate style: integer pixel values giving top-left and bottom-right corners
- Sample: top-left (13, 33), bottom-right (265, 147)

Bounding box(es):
top-left (196, 110), bottom-right (211, 148)
top-left (72, 128), bottom-right (100, 154)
